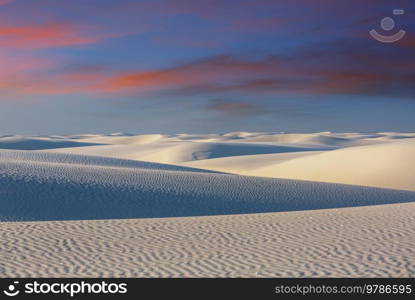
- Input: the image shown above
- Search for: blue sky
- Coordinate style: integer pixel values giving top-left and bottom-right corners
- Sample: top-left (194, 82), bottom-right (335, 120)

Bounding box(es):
top-left (0, 0), bottom-right (414, 134)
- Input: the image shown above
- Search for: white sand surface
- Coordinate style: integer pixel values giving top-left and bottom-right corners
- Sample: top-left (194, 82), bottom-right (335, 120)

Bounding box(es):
top-left (0, 132), bottom-right (414, 277)
top-left (1, 202), bottom-right (415, 277)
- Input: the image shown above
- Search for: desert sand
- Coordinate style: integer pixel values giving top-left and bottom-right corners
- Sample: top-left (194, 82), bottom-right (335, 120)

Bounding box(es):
top-left (2, 203), bottom-right (415, 277)
top-left (0, 132), bottom-right (414, 277)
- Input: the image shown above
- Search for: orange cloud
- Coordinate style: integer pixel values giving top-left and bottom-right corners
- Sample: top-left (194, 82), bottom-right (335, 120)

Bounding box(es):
top-left (0, 23), bottom-right (101, 48)
top-left (0, 47), bottom-right (412, 100)
top-left (94, 56), bottom-right (284, 93)
top-left (101, 71), bottom-right (190, 92)
top-left (0, 56), bottom-right (285, 96)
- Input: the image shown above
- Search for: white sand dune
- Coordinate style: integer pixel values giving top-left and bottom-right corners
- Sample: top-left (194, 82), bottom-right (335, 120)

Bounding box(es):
top-left (250, 138), bottom-right (415, 191)
top-left (183, 138), bottom-right (415, 191)
top-left (67, 133), bottom-right (166, 145)
top-left (1, 150), bottom-right (414, 221)
top-left (125, 142), bottom-right (323, 164)
top-left (45, 141), bottom-right (325, 164)
top-left (89, 133), bottom-right (411, 191)
top-left (1, 131), bottom-right (414, 277)
top-left (233, 132), bottom-right (367, 147)
top-left (0, 135), bottom-right (101, 150)
top-left (1, 202), bottom-right (415, 277)
top-left (181, 151), bottom-right (324, 174)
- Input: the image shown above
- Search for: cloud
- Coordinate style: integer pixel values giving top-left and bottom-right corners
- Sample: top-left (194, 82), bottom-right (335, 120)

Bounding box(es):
top-left (0, 0), bottom-right (412, 101)
top-left (173, 78), bottom-right (302, 96)
top-left (3, 41), bottom-right (413, 100)
top-left (84, 41), bottom-right (413, 100)
top-left (0, 51), bottom-right (59, 97)
top-left (205, 98), bottom-right (320, 119)
top-left (0, 0), bottom-right (13, 5)
top-left (90, 55), bottom-right (284, 94)
top-left (0, 23), bottom-right (111, 49)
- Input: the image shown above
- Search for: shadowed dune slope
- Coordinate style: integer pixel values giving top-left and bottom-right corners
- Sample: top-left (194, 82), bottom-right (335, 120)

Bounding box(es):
top-left (0, 136), bottom-right (102, 150)
top-left (0, 150), bottom-right (414, 221)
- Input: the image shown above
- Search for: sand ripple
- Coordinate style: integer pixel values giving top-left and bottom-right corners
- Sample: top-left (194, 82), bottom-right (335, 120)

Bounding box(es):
top-left (1, 202), bottom-right (414, 277)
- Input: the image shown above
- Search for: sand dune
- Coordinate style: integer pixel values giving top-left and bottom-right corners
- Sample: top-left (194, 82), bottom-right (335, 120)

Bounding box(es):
top-left (1, 202), bottom-right (415, 277)
top-left (68, 133), bottom-right (166, 145)
top-left (1, 131), bottom-right (414, 277)
top-left (251, 138), bottom-right (415, 191)
top-left (184, 138), bottom-right (415, 191)
top-left (1, 149), bottom-right (414, 221)
top-left (181, 151), bottom-right (324, 174)
top-left (131, 142), bottom-right (323, 164)
top-left (46, 141), bottom-right (325, 164)
top-left (234, 133), bottom-right (364, 147)
top-left (238, 132), bottom-right (415, 146)
top-left (45, 131), bottom-right (409, 148)
top-left (0, 136), bottom-right (101, 150)
top-left (0, 149), bottom-right (212, 172)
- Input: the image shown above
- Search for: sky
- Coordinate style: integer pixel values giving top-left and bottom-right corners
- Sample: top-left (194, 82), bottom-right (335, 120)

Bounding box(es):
top-left (0, 0), bottom-right (414, 134)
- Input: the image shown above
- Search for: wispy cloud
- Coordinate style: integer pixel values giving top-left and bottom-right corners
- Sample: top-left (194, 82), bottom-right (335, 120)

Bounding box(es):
top-left (86, 40), bottom-right (414, 99)
top-left (0, 23), bottom-right (120, 49)
top-left (2, 41), bottom-right (414, 99)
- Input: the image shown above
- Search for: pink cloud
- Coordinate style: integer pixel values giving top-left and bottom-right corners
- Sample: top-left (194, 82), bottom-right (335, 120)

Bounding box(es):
top-left (0, 51), bottom-right (59, 97)
top-left (0, 0), bottom-right (14, 5)
top-left (0, 23), bottom-right (105, 49)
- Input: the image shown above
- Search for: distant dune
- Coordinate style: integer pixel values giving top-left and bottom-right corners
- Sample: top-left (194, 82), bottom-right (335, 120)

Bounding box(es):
top-left (0, 132), bottom-right (414, 277)
top-left (250, 138), bottom-right (415, 191)
top-left (0, 136), bottom-right (101, 150)
top-left (45, 131), bottom-right (415, 191)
